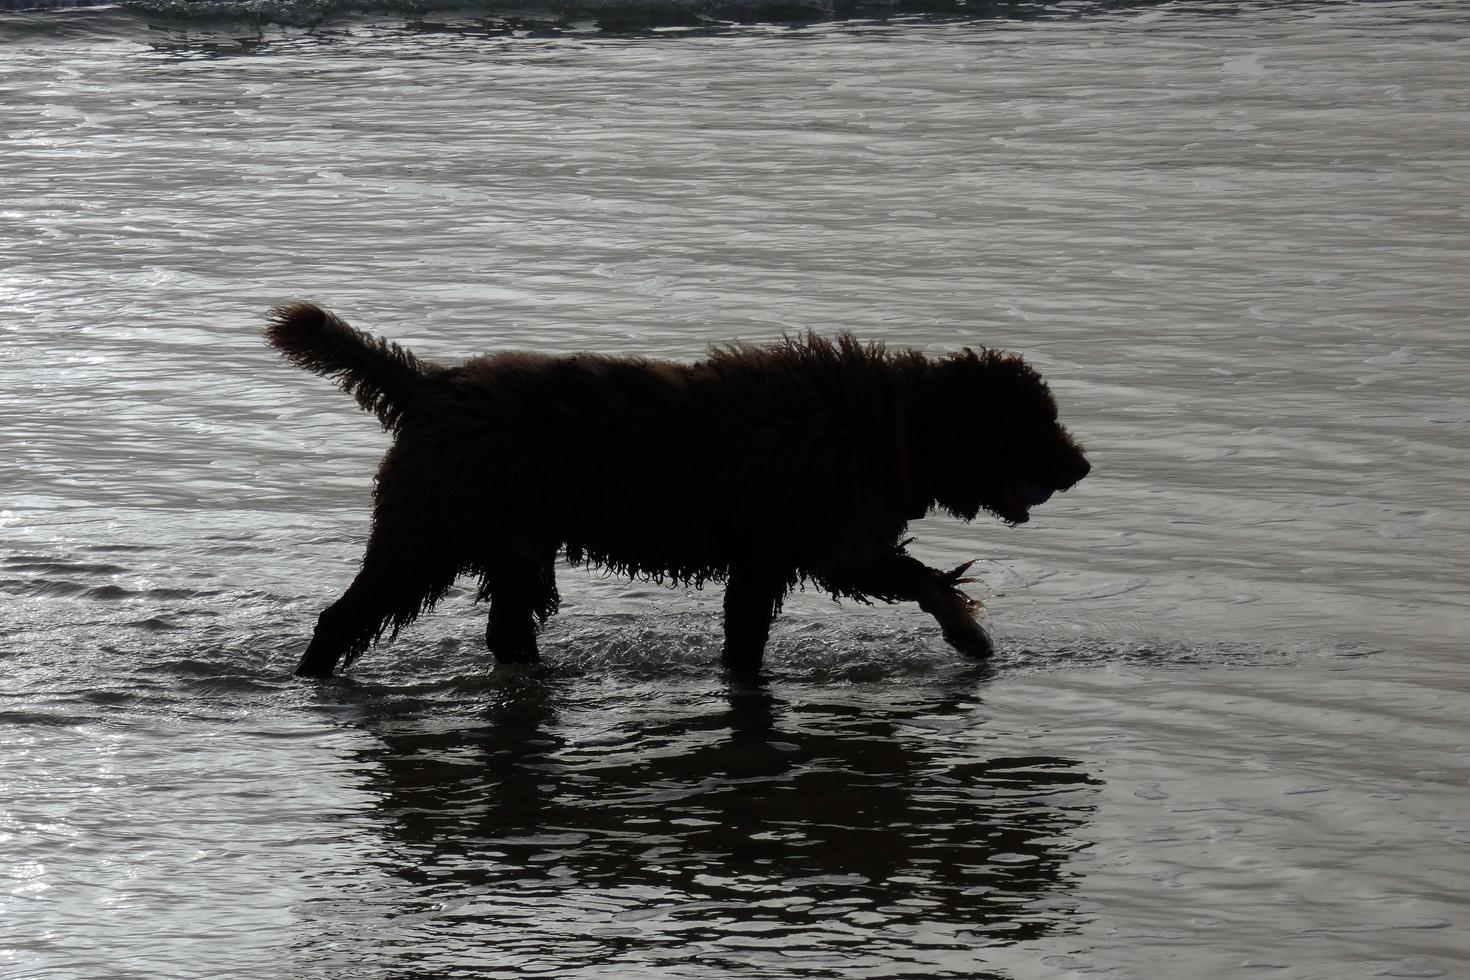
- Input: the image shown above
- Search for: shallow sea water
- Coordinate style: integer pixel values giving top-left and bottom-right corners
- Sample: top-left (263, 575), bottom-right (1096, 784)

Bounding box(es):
top-left (2, 2), bottom-right (1468, 977)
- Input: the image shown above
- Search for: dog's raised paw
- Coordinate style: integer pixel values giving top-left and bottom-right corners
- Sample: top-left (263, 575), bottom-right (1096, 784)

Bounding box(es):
top-left (915, 563), bottom-right (993, 659)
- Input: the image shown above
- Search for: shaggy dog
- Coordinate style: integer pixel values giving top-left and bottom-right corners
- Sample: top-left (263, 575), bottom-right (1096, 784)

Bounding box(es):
top-left (267, 302), bottom-right (1090, 678)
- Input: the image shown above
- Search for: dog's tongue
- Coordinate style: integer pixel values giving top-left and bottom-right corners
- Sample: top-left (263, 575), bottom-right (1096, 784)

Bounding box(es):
top-left (1021, 484), bottom-right (1054, 507)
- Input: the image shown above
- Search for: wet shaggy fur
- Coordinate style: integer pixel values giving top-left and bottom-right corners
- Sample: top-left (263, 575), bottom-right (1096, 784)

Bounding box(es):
top-left (267, 302), bottom-right (1090, 678)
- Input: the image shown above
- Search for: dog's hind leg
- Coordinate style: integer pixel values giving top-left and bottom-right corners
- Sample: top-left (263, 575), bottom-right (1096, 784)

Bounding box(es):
top-left (295, 569), bottom-right (391, 678)
top-left (721, 567), bottom-right (789, 676)
top-left (481, 548), bottom-right (559, 665)
top-left (296, 510), bottom-right (463, 678)
top-left (484, 582), bottom-right (540, 664)
top-left (296, 552), bottom-right (452, 677)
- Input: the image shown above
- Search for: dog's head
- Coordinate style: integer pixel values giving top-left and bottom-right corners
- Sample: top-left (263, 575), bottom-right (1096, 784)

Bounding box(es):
top-left (919, 348), bottom-right (1090, 526)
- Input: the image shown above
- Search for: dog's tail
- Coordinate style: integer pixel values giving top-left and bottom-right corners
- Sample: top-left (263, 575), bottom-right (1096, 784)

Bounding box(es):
top-left (266, 302), bottom-right (429, 431)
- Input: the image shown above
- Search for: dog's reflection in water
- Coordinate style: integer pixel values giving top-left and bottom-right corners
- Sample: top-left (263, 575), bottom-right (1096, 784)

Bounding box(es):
top-left (335, 672), bottom-right (1101, 962)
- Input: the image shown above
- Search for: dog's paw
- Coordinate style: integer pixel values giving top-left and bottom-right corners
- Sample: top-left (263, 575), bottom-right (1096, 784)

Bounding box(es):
top-left (938, 613), bottom-right (995, 660)
top-left (915, 562), bottom-right (993, 659)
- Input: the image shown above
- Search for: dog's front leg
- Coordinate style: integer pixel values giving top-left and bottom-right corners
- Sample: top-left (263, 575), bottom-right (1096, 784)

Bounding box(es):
top-left (836, 551), bottom-right (994, 659)
top-left (909, 559), bottom-right (993, 659)
top-left (721, 568), bottom-right (789, 676)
